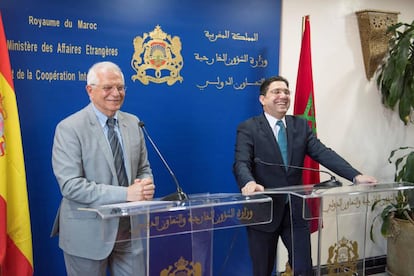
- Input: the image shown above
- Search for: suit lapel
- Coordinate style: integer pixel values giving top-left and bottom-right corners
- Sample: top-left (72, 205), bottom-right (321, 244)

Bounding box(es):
top-left (258, 114), bottom-right (286, 166)
top-left (285, 115), bottom-right (294, 167)
top-left (85, 104), bottom-right (118, 180)
top-left (258, 114), bottom-right (275, 143)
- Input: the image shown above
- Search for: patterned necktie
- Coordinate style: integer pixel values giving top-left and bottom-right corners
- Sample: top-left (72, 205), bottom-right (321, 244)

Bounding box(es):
top-left (107, 118), bottom-right (128, 187)
top-left (107, 118), bottom-right (131, 241)
top-left (277, 120), bottom-right (288, 166)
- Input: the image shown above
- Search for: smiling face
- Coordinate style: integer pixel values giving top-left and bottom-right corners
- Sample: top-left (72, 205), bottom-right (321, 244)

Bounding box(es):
top-left (259, 80), bottom-right (291, 119)
top-left (85, 67), bottom-right (125, 117)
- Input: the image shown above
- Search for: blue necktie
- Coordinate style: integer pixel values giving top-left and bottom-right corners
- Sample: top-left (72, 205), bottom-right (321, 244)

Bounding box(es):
top-left (107, 118), bottom-right (128, 187)
top-left (107, 118), bottom-right (131, 240)
top-left (277, 120), bottom-right (288, 166)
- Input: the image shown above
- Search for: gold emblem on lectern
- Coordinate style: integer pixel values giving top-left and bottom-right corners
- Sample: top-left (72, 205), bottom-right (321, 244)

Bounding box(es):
top-left (327, 237), bottom-right (359, 275)
top-left (131, 25), bottom-right (183, 86)
top-left (159, 256), bottom-right (202, 276)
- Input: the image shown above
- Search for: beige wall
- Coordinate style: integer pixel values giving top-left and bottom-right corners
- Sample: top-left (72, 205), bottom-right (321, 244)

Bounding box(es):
top-left (280, 0), bottom-right (414, 183)
top-left (277, 0), bottom-right (414, 270)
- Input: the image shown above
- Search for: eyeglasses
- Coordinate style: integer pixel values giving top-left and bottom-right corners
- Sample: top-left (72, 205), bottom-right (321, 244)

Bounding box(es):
top-left (267, 88), bottom-right (290, 96)
top-left (90, 84), bottom-right (126, 93)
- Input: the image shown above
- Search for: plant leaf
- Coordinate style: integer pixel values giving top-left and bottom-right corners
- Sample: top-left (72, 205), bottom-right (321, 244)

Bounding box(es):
top-left (403, 152), bottom-right (414, 182)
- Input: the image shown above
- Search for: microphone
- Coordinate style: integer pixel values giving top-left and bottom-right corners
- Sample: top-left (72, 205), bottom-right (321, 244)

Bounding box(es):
top-left (254, 157), bottom-right (342, 188)
top-left (139, 121), bottom-right (188, 201)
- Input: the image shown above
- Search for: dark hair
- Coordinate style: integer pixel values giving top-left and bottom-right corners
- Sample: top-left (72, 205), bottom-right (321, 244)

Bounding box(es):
top-left (259, 76), bottom-right (289, 95)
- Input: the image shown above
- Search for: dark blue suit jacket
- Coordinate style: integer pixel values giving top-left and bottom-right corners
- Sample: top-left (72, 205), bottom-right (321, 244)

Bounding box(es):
top-left (233, 113), bottom-right (361, 232)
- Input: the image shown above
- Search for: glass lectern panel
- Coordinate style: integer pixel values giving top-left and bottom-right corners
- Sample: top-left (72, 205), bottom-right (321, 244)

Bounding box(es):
top-left (81, 193), bottom-right (272, 242)
top-left (260, 182), bottom-right (414, 276)
top-left (263, 182), bottom-right (414, 219)
top-left (80, 193), bottom-right (272, 276)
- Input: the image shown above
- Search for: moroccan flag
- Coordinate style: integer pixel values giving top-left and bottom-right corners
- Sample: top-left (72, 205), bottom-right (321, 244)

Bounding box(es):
top-left (0, 12), bottom-right (34, 275)
top-left (293, 15), bottom-right (320, 233)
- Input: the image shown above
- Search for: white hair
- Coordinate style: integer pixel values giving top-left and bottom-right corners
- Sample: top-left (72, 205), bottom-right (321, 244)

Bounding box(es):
top-left (86, 61), bottom-right (125, 85)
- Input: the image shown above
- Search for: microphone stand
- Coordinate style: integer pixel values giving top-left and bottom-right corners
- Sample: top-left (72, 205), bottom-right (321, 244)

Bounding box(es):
top-left (254, 157), bottom-right (342, 188)
top-left (139, 122), bottom-right (188, 201)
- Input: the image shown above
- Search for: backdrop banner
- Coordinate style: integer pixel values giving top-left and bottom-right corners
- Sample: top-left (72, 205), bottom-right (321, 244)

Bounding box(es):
top-left (0, 0), bottom-right (281, 274)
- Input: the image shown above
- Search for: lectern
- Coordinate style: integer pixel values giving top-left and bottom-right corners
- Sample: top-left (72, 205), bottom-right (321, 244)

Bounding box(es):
top-left (81, 193), bottom-right (272, 276)
top-left (263, 182), bottom-right (414, 276)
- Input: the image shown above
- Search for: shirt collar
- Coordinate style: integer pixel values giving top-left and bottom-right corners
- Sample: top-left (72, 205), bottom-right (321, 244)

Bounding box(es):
top-left (264, 112), bottom-right (286, 128)
top-left (91, 103), bottom-right (119, 128)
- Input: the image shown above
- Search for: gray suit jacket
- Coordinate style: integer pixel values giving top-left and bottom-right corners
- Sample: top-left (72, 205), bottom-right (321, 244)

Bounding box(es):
top-left (51, 103), bottom-right (152, 260)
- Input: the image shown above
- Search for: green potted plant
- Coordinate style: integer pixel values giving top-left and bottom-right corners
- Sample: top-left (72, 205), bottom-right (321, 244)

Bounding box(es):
top-left (376, 20), bottom-right (414, 125)
top-left (373, 17), bottom-right (414, 226)
top-left (370, 147), bottom-right (414, 275)
top-left (372, 18), bottom-right (414, 275)
top-left (370, 147), bottom-right (414, 240)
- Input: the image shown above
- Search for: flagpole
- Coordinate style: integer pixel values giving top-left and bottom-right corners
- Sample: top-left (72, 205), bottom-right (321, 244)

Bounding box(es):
top-left (294, 14), bottom-right (323, 276)
top-left (302, 15), bottom-right (306, 36)
top-left (302, 15), bottom-right (309, 36)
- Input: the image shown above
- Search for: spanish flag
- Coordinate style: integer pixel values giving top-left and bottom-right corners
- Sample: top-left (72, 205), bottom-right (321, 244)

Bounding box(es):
top-left (0, 12), bottom-right (34, 275)
top-left (293, 15), bottom-right (320, 233)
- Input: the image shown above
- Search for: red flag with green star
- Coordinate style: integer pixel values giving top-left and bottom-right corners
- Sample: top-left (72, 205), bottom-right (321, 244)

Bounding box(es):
top-left (294, 15), bottom-right (320, 233)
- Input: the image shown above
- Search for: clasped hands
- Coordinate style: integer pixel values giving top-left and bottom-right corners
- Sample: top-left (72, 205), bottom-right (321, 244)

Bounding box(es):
top-left (127, 178), bottom-right (155, 201)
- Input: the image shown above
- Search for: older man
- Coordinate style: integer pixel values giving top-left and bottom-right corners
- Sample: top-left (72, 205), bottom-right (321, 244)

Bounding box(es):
top-left (51, 61), bottom-right (155, 276)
